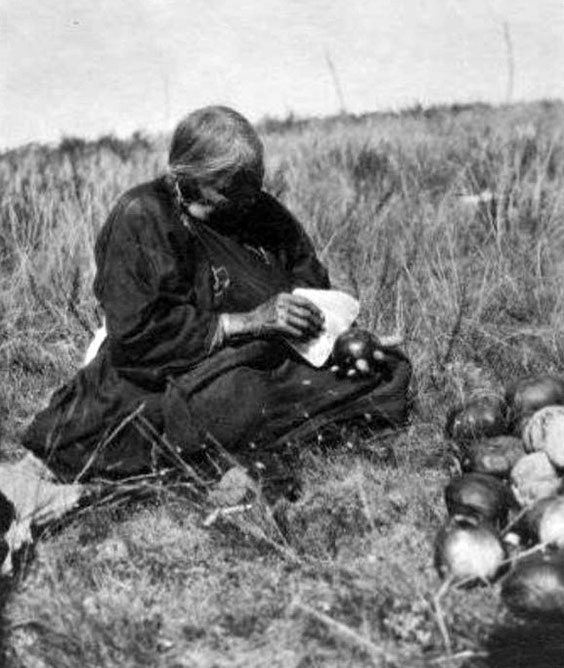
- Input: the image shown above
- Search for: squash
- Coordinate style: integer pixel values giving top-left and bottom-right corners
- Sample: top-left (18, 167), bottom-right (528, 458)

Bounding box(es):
top-left (444, 473), bottom-right (512, 526)
top-left (506, 375), bottom-right (564, 428)
top-left (332, 328), bottom-right (380, 376)
top-left (434, 515), bottom-right (505, 582)
top-left (510, 452), bottom-right (562, 507)
top-left (461, 435), bottom-right (524, 477)
top-left (538, 496), bottom-right (564, 548)
top-left (522, 406), bottom-right (564, 467)
top-left (517, 496), bottom-right (560, 544)
top-left (445, 396), bottom-right (507, 442)
top-left (501, 549), bottom-right (564, 618)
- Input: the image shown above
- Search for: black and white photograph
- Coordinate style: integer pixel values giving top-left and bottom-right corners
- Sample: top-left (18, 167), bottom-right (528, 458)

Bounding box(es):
top-left (1, 1), bottom-right (563, 666)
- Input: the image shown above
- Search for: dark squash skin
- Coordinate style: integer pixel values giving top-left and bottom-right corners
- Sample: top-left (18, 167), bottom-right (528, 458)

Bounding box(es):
top-left (332, 329), bottom-right (378, 373)
top-left (446, 395), bottom-right (508, 442)
top-left (461, 435), bottom-right (525, 477)
top-left (331, 328), bottom-right (401, 381)
top-left (444, 472), bottom-right (513, 526)
top-left (516, 496), bottom-right (559, 544)
top-left (501, 549), bottom-right (564, 618)
top-left (506, 374), bottom-right (564, 427)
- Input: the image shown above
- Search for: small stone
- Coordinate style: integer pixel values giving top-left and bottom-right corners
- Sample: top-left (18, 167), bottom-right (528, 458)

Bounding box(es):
top-left (96, 538), bottom-right (129, 562)
top-left (208, 467), bottom-right (255, 506)
top-left (503, 532), bottom-right (521, 548)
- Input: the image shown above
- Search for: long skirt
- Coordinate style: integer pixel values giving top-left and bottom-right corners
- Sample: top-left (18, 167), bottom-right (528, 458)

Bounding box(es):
top-left (22, 340), bottom-right (412, 483)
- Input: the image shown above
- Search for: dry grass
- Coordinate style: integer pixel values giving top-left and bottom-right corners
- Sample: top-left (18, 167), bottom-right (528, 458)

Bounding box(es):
top-left (2, 101), bottom-right (564, 666)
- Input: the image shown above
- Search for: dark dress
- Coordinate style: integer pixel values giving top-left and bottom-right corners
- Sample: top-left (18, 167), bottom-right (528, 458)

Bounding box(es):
top-left (23, 178), bottom-right (411, 481)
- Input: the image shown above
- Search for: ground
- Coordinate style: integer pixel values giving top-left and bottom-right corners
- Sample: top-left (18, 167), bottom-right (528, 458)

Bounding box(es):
top-left (1, 101), bottom-right (564, 667)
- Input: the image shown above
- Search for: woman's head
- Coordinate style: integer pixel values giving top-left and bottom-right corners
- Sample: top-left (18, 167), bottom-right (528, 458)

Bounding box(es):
top-left (168, 106), bottom-right (264, 219)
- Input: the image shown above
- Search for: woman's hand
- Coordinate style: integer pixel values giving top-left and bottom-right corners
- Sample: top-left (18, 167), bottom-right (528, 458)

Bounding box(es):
top-left (221, 293), bottom-right (325, 341)
top-left (249, 293), bottom-right (324, 339)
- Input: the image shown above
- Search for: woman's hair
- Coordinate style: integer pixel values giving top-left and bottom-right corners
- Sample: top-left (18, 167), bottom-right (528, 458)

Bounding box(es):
top-left (168, 106), bottom-right (264, 199)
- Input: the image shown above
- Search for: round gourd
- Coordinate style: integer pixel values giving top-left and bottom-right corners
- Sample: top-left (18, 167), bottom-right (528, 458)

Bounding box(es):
top-left (446, 396), bottom-right (507, 442)
top-left (462, 435), bottom-right (524, 477)
top-left (506, 375), bottom-right (564, 426)
top-left (501, 549), bottom-right (564, 618)
top-left (539, 496), bottom-right (564, 547)
top-left (434, 515), bottom-right (505, 582)
top-left (517, 496), bottom-right (560, 544)
top-left (510, 452), bottom-right (562, 507)
top-left (521, 406), bottom-right (564, 467)
top-left (332, 328), bottom-right (379, 375)
top-left (444, 473), bottom-right (512, 526)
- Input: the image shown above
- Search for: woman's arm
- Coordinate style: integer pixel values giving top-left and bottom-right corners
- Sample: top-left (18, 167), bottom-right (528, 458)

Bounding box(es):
top-left (94, 192), bottom-right (219, 387)
top-left (213, 195), bottom-right (329, 344)
top-left (217, 292), bottom-right (324, 342)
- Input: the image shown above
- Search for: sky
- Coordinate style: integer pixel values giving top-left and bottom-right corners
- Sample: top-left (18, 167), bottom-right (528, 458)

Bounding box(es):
top-left (1, 0), bottom-right (563, 149)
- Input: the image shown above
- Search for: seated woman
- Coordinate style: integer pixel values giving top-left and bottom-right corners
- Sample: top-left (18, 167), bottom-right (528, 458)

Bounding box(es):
top-left (22, 106), bottom-right (411, 490)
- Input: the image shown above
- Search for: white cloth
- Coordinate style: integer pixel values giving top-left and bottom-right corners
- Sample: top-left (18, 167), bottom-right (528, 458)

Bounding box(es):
top-left (0, 454), bottom-right (84, 575)
top-left (285, 288), bottom-right (360, 367)
top-left (83, 320), bottom-right (107, 366)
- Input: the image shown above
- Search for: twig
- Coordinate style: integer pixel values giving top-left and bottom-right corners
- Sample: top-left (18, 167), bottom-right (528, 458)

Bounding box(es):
top-left (432, 575), bottom-right (454, 655)
top-left (505, 540), bottom-right (552, 565)
top-left (203, 431), bottom-right (244, 471)
top-left (202, 503), bottom-right (253, 527)
top-left (220, 504), bottom-right (303, 565)
top-left (292, 601), bottom-right (393, 665)
top-left (134, 415), bottom-right (209, 486)
top-left (441, 282), bottom-right (467, 368)
top-left (73, 403), bottom-right (147, 483)
top-left (500, 506), bottom-right (528, 536)
top-left (429, 650), bottom-right (488, 665)
top-left (437, 543), bottom-right (550, 598)
top-left (502, 21), bottom-right (514, 104)
top-left (451, 540), bottom-right (552, 591)
top-left (319, 190), bottom-right (362, 262)
top-left (324, 49), bottom-right (347, 115)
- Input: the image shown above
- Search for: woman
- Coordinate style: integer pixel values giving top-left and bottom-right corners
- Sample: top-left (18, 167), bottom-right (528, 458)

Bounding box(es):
top-left (22, 106), bottom-right (411, 488)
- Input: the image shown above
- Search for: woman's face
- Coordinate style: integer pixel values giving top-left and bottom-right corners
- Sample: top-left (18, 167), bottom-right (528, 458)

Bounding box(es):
top-left (189, 174), bottom-right (260, 225)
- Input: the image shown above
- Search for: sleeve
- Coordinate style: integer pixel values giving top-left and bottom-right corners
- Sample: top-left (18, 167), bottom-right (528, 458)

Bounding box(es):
top-left (94, 195), bottom-right (220, 387)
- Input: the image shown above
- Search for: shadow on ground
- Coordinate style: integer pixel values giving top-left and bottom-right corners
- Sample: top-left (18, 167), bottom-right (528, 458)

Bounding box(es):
top-left (480, 619), bottom-right (564, 668)
top-left (0, 576), bottom-right (13, 665)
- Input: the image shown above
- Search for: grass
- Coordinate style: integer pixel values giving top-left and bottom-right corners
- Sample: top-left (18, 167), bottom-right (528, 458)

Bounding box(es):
top-left (2, 100), bottom-right (564, 666)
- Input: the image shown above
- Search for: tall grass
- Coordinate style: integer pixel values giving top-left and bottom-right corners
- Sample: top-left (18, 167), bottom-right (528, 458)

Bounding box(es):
top-left (1, 101), bottom-right (564, 666)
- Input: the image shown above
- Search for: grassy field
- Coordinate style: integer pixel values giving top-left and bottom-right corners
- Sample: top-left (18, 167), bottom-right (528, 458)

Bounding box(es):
top-left (1, 100), bottom-right (564, 667)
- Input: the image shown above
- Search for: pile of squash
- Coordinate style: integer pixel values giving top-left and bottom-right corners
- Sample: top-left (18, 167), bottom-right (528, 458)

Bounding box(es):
top-left (435, 374), bottom-right (564, 618)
